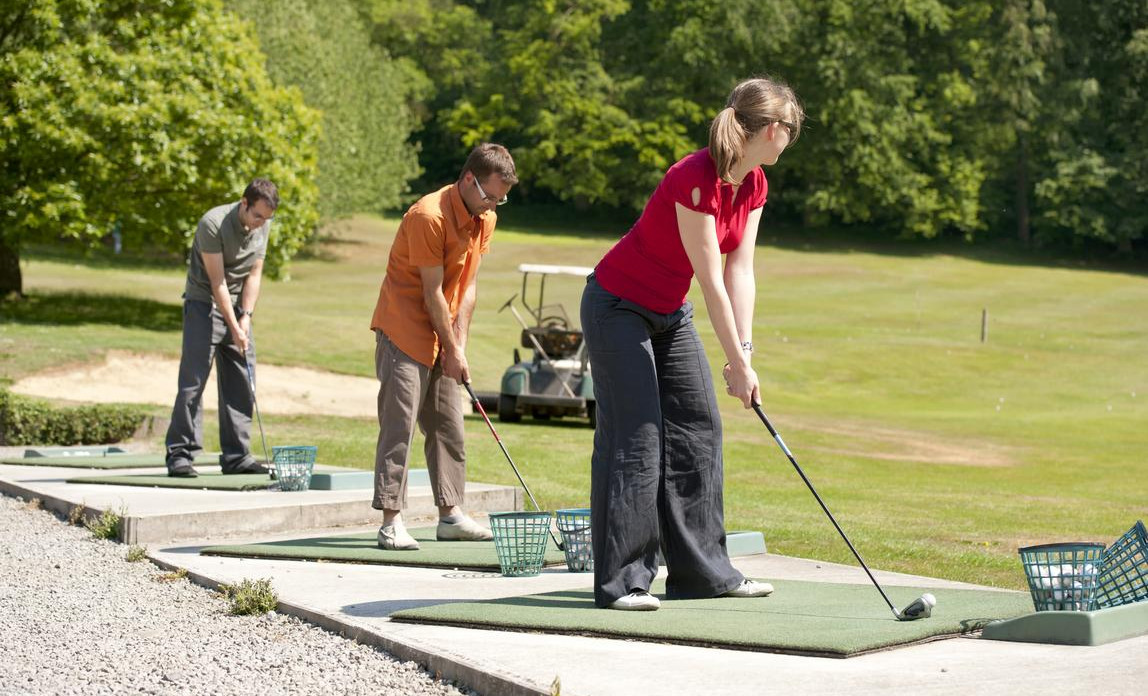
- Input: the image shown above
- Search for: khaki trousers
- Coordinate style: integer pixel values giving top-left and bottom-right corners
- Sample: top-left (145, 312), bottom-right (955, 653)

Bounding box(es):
top-left (372, 330), bottom-right (467, 511)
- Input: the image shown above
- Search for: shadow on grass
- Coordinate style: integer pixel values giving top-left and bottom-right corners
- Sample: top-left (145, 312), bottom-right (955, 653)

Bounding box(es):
top-left (0, 291), bottom-right (182, 331)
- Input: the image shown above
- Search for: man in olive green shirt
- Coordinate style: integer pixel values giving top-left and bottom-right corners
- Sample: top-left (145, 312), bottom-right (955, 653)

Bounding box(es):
top-left (166, 179), bottom-right (278, 477)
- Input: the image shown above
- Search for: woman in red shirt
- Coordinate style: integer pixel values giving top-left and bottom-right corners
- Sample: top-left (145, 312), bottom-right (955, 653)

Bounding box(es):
top-left (581, 77), bottom-right (803, 611)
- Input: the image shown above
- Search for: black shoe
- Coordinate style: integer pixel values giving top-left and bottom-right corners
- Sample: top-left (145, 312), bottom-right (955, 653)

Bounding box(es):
top-left (168, 462), bottom-right (199, 478)
top-left (222, 462), bottom-right (270, 475)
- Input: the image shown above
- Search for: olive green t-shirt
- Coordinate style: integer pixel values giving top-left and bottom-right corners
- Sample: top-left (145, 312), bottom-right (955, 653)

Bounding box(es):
top-left (184, 202), bottom-right (269, 304)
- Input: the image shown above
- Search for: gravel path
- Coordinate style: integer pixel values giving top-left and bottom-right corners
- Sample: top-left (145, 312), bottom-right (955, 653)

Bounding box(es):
top-left (0, 494), bottom-right (478, 695)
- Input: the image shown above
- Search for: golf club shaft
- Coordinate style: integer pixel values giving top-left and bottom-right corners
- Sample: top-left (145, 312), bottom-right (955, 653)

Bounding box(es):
top-left (752, 404), bottom-right (899, 617)
top-left (243, 351), bottom-right (272, 467)
top-left (462, 382), bottom-right (564, 550)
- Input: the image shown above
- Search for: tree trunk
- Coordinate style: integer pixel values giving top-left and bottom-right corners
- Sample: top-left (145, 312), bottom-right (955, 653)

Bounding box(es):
top-left (1016, 134), bottom-right (1031, 245)
top-left (0, 236), bottom-right (22, 297)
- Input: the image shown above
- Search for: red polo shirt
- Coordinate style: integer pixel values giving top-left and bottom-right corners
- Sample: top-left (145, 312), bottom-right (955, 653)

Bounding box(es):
top-left (595, 149), bottom-right (767, 313)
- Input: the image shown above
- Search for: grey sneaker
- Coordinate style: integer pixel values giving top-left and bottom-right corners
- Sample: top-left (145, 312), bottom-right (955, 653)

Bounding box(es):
top-left (377, 524), bottom-right (420, 551)
top-left (721, 579), bottom-right (774, 598)
top-left (436, 515), bottom-right (493, 541)
top-left (609, 590), bottom-right (660, 611)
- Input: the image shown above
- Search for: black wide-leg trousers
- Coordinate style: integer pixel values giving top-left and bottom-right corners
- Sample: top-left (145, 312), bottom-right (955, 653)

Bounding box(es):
top-left (581, 276), bottom-right (743, 608)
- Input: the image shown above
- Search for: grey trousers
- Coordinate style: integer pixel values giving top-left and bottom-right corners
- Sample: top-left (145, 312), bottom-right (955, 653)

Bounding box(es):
top-left (581, 276), bottom-right (743, 607)
top-left (165, 300), bottom-right (256, 472)
top-left (372, 330), bottom-right (467, 511)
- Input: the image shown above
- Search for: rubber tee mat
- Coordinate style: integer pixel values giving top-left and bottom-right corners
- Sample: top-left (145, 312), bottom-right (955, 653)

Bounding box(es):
top-left (3, 454), bottom-right (168, 469)
top-left (200, 527), bottom-right (568, 570)
top-left (66, 472), bottom-right (275, 491)
top-left (390, 579), bottom-right (1033, 657)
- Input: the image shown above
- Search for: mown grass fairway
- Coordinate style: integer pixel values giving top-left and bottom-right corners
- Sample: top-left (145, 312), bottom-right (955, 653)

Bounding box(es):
top-left (3, 214), bottom-right (1146, 589)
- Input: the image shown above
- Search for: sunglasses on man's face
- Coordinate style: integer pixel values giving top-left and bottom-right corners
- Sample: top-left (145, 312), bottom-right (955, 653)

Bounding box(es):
top-left (473, 176), bottom-right (508, 206)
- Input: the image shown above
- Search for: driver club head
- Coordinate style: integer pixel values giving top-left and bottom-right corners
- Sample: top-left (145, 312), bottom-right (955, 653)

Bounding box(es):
top-left (896, 593), bottom-right (936, 621)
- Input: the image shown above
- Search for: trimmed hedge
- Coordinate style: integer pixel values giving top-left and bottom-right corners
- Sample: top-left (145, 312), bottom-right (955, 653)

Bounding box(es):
top-left (0, 389), bottom-right (149, 446)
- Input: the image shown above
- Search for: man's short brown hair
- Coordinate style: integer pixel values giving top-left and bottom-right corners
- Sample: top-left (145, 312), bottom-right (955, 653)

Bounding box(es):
top-left (243, 178), bottom-right (280, 210)
top-left (461, 144), bottom-right (518, 185)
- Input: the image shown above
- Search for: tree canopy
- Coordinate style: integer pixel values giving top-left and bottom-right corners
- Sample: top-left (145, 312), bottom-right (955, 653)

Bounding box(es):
top-left (0, 0), bottom-right (321, 295)
top-left (363, 0), bottom-right (1148, 258)
top-left (228, 0), bottom-right (421, 220)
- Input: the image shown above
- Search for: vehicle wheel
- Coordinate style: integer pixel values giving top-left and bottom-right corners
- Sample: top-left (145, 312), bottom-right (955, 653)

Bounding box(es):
top-left (587, 402), bottom-right (597, 429)
top-left (498, 395), bottom-right (521, 423)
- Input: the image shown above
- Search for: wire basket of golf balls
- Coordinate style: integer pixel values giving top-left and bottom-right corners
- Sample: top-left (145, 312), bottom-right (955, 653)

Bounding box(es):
top-left (1018, 542), bottom-right (1105, 612)
top-left (489, 511), bottom-right (552, 577)
top-left (1095, 520), bottom-right (1148, 609)
top-left (556, 508), bottom-right (593, 573)
top-left (271, 445), bottom-right (317, 492)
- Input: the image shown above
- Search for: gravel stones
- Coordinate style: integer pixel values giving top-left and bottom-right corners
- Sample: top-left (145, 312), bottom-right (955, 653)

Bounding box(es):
top-left (0, 495), bottom-right (476, 695)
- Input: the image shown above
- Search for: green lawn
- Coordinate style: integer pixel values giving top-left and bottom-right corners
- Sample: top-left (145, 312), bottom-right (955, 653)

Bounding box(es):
top-left (3, 213), bottom-right (1146, 589)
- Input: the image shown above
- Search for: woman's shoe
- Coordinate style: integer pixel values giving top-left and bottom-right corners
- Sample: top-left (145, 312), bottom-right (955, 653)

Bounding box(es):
top-left (608, 590), bottom-right (660, 611)
top-left (721, 579), bottom-right (774, 598)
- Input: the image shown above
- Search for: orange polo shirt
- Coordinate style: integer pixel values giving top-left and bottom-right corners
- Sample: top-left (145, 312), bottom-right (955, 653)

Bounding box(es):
top-left (371, 183), bottom-right (495, 367)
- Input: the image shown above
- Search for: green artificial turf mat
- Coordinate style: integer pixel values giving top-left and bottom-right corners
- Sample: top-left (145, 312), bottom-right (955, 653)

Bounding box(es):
top-left (66, 472), bottom-right (275, 491)
top-left (391, 579), bottom-right (1034, 657)
top-left (23, 446), bottom-right (127, 457)
top-left (200, 527), bottom-right (567, 570)
top-left (2, 453), bottom-right (168, 469)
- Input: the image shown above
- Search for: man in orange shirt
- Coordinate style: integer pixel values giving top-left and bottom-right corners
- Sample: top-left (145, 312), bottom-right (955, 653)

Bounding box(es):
top-left (370, 143), bottom-right (518, 550)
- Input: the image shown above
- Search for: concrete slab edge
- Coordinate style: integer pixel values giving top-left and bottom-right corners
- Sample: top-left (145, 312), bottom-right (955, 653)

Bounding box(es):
top-left (144, 555), bottom-right (554, 696)
top-left (0, 478), bottom-right (108, 527)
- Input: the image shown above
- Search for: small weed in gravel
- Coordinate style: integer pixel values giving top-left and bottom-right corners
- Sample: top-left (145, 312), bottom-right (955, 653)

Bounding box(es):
top-left (85, 508), bottom-right (122, 541)
top-left (24, 498), bottom-right (42, 511)
top-left (125, 545), bottom-right (148, 563)
top-left (67, 504), bottom-right (86, 526)
top-left (156, 567), bottom-right (188, 582)
top-left (220, 578), bottom-right (278, 615)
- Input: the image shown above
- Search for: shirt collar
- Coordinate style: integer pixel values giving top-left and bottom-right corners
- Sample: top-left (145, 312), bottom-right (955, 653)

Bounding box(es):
top-left (448, 183), bottom-right (486, 235)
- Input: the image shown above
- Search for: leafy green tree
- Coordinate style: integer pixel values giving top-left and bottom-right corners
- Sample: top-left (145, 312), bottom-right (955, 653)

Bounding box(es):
top-left (228, 0), bottom-right (421, 219)
top-left (975, 0), bottom-right (1059, 245)
top-left (0, 0), bottom-right (320, 297)
top-left (1030, 0), bottom-right (1148, 253)
top-left (357, 0), bottom-right (487, 190)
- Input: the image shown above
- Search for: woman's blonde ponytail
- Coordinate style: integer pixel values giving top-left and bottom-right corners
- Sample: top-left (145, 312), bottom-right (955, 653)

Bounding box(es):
top-left (707, 77), bottom-right (804, 183)
top-left (709, 107), bottom-right (746, 184)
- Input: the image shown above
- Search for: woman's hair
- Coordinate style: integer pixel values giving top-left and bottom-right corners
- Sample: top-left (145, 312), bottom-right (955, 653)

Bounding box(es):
top-left (461, 143), bottom-right (519, 185)
top-left (708, 76), bottom-right (804, 183)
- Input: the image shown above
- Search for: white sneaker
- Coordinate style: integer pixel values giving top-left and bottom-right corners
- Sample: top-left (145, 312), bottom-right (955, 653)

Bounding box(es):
top-left (436, 515), bottom-right (493, 541)
top-left (609, 591), bottom-right (661, 611)
top-left (378, 523), bottom-right (420, 551)
top-left (722, 579), bottom-right (774, 598)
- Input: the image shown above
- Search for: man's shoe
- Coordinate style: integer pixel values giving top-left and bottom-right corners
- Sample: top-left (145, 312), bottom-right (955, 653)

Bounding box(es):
top-left (222, 462), bottom-right (270, 475)
top-left (378, 524), bottom-right (420, 551)
top-left (167, 462), bottom-right (198, 478)
top-left (721, 579), bottom-right (774, 598)
top-left (436, 515), bottom-right (493, 541)
top-left (608, 591), bottom-right (660, 611)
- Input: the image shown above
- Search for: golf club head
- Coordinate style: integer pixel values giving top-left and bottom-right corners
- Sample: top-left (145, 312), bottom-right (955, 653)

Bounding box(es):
top-left (896, 593), bottom-right (936, 621)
